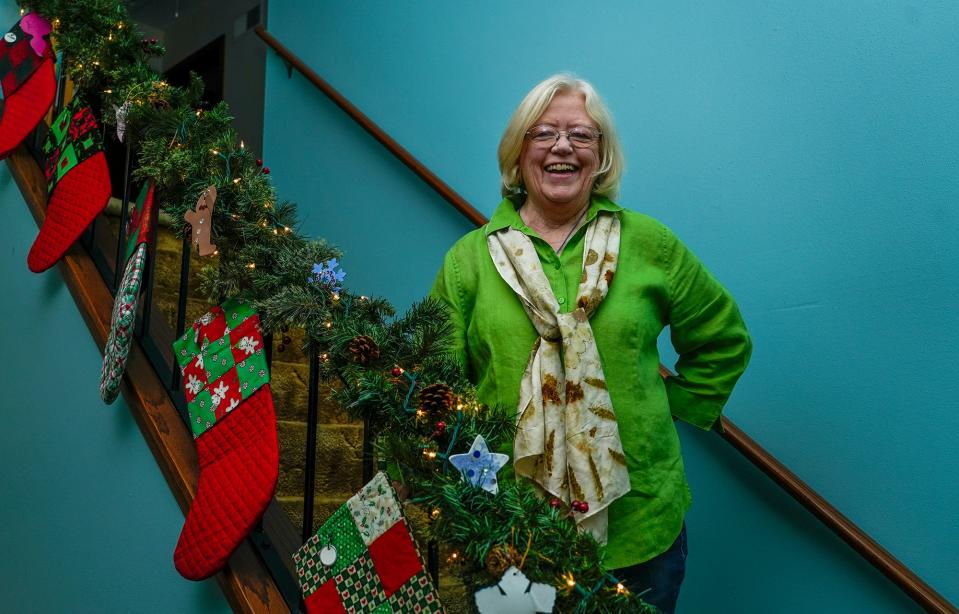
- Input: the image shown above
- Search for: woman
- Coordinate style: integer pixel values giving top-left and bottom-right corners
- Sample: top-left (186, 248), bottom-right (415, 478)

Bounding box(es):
top-left (431, 74), bottom-right (751, 613)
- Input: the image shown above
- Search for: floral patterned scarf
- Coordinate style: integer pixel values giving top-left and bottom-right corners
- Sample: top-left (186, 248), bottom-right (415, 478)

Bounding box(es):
top-left (487, 211), bottom-right (630, 543)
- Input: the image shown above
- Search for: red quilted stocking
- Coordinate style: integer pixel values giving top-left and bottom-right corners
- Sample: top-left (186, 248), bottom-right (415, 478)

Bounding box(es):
top-left (172, 299), bottom-right (279, 580)
top-left (0, 12), bottom-right (55, 159)
top-left (28, 98), bottom-right (111, 272)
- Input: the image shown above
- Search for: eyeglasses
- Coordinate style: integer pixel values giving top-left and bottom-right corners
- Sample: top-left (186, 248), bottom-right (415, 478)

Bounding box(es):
top-left (525, 124), bottom-right (602, 148)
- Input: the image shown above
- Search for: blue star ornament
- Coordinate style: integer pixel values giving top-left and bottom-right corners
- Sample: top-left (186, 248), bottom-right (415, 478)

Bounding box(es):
top-left (448, 435), bottom-right (509, 495)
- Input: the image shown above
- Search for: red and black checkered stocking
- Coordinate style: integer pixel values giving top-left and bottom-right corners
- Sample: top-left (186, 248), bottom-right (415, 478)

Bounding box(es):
top-left (28, 99), bottom-right (111, 272)
top-left (0, 12), bottom-right (55, 159)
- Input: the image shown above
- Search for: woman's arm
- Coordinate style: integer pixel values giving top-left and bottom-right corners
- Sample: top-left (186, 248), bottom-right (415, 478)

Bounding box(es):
top-left (429, 247), bottom-right (470, 372)
top-left (662, 226), bottom-right (752, 430)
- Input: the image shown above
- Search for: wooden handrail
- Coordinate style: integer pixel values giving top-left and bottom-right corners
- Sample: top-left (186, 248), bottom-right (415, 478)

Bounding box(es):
top-left (255, 28), bottom-right (957, 613)
top-left (254, 26), bottom-right (487, 228)
top-left (6, 146), bottom-right (294, 614)
top-left (717, 417), bottom-right (953, 612)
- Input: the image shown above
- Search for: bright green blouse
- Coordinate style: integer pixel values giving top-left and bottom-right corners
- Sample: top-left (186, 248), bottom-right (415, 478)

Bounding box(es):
top-left (430, 196), bottom-right (752, 568)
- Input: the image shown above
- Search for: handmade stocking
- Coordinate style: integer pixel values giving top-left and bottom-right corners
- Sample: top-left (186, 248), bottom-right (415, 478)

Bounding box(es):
top-left (100, 181), bottom-right (155, 404)
top-left (172, 299), bottom-right (279, 580)
top-left (28, 98), bottom-right (111, 272)
top-left (294, 472), bottom-right (444, 613)
top-left (0, 12), bottom-right (55, 159)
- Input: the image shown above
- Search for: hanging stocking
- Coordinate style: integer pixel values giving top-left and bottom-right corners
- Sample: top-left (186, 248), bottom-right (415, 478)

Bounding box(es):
top-left (27, 98), bottom-right (111, 272)
top-left (294, 472), bottom-right (444, 613)
top-left (100, 181), bottom-right (155, 404)
top-left (0, 12), bottom-right (55, 159)
top-left (172, 299), bottom-right (279, 580)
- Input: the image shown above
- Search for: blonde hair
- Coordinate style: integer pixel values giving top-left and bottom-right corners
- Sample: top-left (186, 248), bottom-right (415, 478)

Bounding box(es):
top-left (498, 73), bottom-right (625, 199)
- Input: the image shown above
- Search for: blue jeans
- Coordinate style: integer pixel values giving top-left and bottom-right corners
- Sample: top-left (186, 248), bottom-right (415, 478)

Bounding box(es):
top-left (612, 523), bottom-right (687, 613)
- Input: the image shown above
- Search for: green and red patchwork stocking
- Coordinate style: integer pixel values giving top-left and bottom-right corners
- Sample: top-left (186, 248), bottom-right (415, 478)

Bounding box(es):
top-left (28, 97), bottom-right (111, 272)
top-left (172, 299), bottom-right (279, 580)
top-left (0, 12), bottom-right (55, 159)
top-left (100, 181), bottom-right (155, 404)
top-left (294, 472), bottom-right (445, 613)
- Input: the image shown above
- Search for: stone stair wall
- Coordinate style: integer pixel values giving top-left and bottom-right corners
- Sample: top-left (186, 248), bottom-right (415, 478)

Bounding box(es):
top-left (151, 223), bottom-right (366, 528)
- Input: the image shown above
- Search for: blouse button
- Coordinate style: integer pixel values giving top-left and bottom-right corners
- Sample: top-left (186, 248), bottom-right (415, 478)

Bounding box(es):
top-left (557, 297), bottom-right (566, 305)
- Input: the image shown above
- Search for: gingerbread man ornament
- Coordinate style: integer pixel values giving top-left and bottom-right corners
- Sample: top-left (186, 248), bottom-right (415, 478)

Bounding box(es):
top-left (184, 185), bottom-right (218, 256)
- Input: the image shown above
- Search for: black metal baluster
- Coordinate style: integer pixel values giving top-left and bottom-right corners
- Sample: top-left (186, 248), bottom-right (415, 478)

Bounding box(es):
top-left (81, 217), bottom-right (96, 249)
top-left (53, 53), bottom-right (67, 114)
top-left (302, 351), bottom-right (320, 542)
top-left (170, 235), bottom-right (192, 392)
top-left (29, 120), bottom-right (45, 163)
top-left (428, 541), bottom-right (439, 585)
top-left (31, 114), bottom-right (43, 153)
top-left (136, 187), bottom-right (161, 341)
top-left (113, 141), bottom-right (133, 292)
top-left (253, 335), bottom-right (274, 578)
top-left (362, 418), bottom-right (374, 485)
top-left (264, 333), bottom-right (274, 368)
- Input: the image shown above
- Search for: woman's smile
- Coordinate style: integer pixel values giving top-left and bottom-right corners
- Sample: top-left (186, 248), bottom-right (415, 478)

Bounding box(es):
top-left (521, 91), bottom-right (599, 213)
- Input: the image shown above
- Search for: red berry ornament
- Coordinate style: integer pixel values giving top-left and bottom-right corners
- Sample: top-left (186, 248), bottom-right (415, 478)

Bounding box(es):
top-left (262, 166), bottom-right (270, 174)
top-left (391, 367), bottom-right (403, 377)
top-left (549, 498), bottom-right (562, 509)
top-left (435, 421), bottom-right (447, 433)
top-left (255, 158), bottom-right (263, 167)
top-left (571, 500), bottom-right (589, 513)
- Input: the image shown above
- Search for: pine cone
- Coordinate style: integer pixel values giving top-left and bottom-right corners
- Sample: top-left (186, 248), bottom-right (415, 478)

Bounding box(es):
top-left (418, 383), bottom-right (454, 418)
top-left (347, 335), bottom-right (380, 365)
top-left (485, 544), bottom-right (520, 578)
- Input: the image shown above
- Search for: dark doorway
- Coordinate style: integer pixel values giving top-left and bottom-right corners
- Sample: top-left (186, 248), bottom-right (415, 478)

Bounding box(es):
top-left (104, 35), bottom-right (226, 197)
top-left (164, 35), bottom-right (225, 109)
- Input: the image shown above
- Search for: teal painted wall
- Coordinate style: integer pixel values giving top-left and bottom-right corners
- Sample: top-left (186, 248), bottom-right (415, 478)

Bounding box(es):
top-left (263, 1), bottom-right (957, 612)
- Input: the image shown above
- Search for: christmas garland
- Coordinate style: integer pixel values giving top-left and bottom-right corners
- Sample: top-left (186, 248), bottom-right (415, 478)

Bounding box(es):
top-left (20, 0), bottom-right (653, 611)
